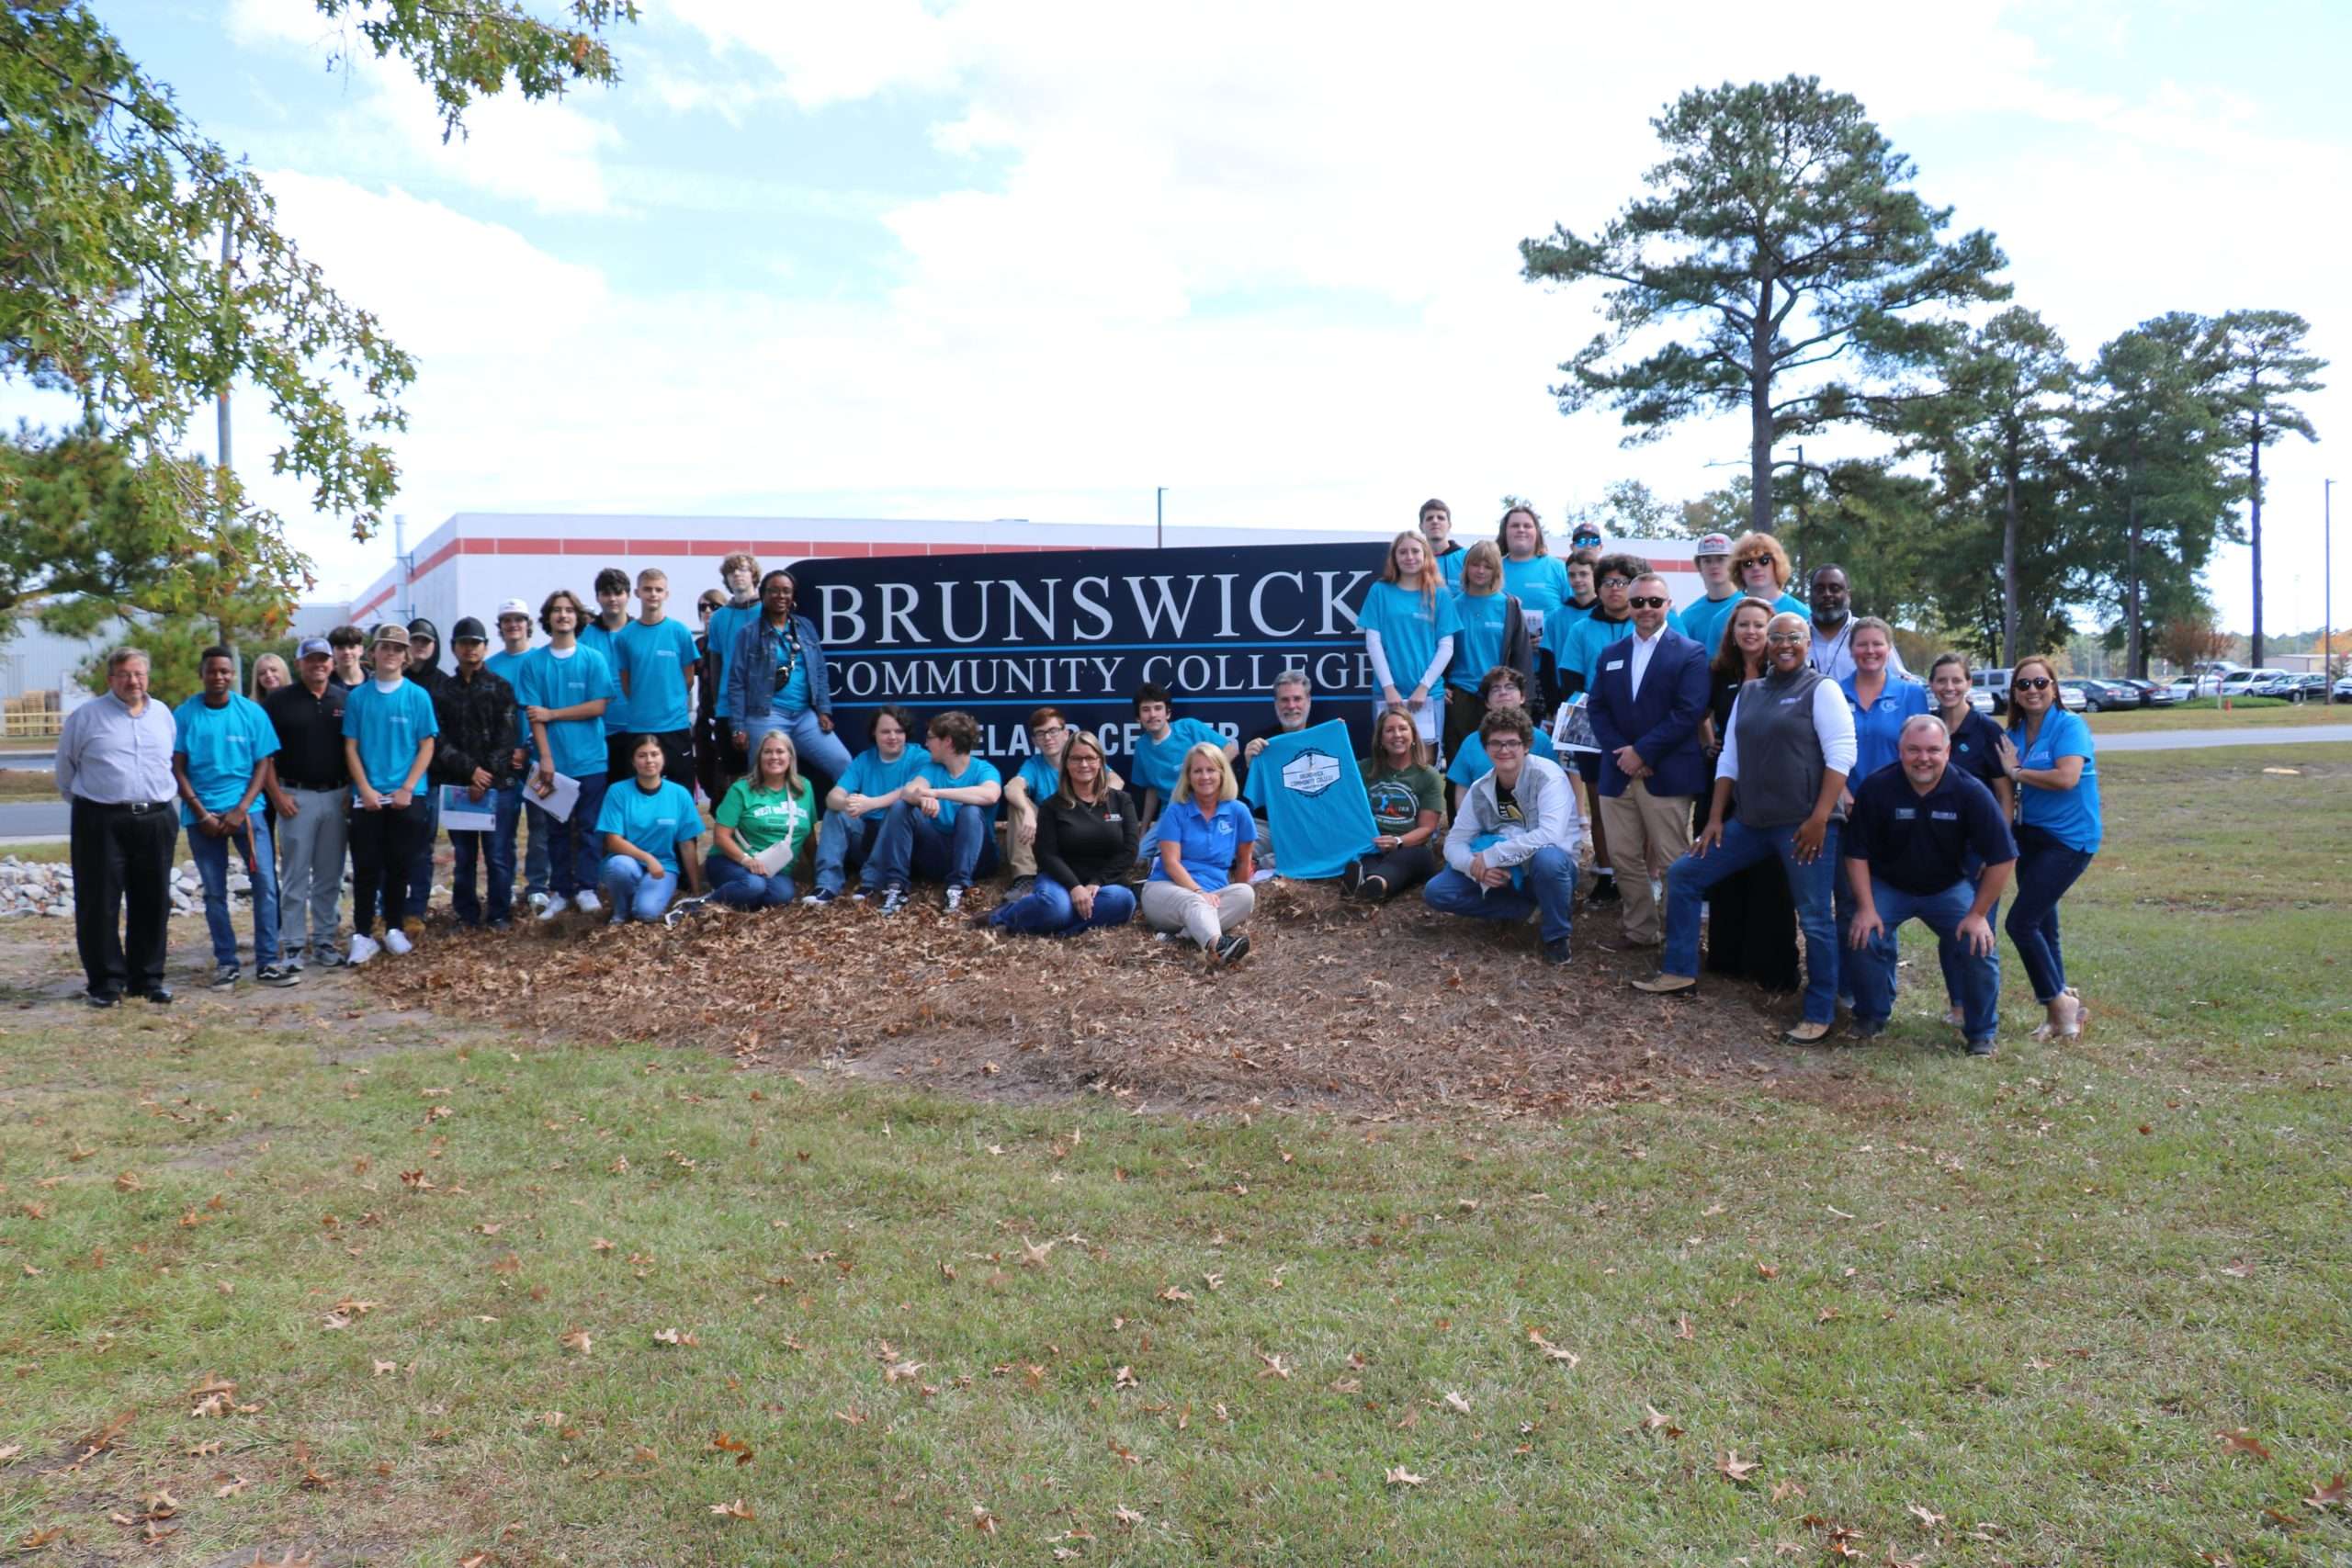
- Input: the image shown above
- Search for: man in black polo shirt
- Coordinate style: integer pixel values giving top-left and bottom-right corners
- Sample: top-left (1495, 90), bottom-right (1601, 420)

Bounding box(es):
top-left (263, 638), bottom-right (351, 969)
top-left (1843, 713), bottom-right (2017, 1055)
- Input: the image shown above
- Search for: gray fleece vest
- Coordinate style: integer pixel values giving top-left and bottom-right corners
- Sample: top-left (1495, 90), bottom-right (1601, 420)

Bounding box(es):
top-left (1731, 666), bottom-right (1830, 829)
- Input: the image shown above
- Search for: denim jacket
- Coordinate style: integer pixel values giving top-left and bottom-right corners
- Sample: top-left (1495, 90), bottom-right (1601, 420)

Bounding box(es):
top-left (724, 613), bottom-right (834, 724)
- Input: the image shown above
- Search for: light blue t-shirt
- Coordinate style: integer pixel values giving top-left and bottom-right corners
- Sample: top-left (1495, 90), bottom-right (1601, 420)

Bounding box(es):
top-left (1148, 796), bottom-right (1257, 892)
top-left (1450, 591), bottom-right (1511, 693)
top-left (594, 776), bottom-right (704, 874)
top-left (1129, 716), bottom-right (1226, 797)
top-left (616, 615), bottom-right (700, 734)
top-left (1679, 592), bottom-right (1746, 660)
top-left (579, 621), bottom-right (628, 734)
top-left (2015, 707), bottom-right (2102, 854)
top-left (1233, 721), bottom-right (1374, 880)
top-left (757, 620), bottom-right (813, 717)
top-left (1499, 555), bottom-right (1572, 619)
top-left (172, 693), bottom-right (279, 822)
top-left (485, 646), bottom-right (533, 751)
top-left (1435, 545), bottom-right (1466, 590)
top-left (1551, 609), bottom-right (1690, 693)
top-left (1360, 580), bottom-right (1462, 694)
top-left (914, 754), bottom-right (1002, 829)
top-left (1012, 753), bottom-right (1059, 804)
top-left (1838, 672), bottom-right (1935, 785)
top-left (515, 644), bottom-right (620, 780)
top-left (836, 745), bottom-right (923, 812)
top-left (707, 601), bottom-right (755, 720)
top-left (1445, 726), bottom-right (1558, 788)
top-left (340, 678), bottom-right (439, 798)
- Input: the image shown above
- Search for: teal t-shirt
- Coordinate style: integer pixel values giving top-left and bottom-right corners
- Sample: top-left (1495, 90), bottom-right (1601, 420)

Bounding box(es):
top-left (172, 693), bottom-right (280, 822)
top-left (1012, 753), bottom-right (1058, 805)
top-left (579, 621), bottom-right (628, 733)
top-left (616, 615), bottom-right (700, 733)
top-left (707, 602), bottom-right (755, 720)
top-left (1679, 592), bottom-right (1744, 660)
top-left (915, 755), bottom-right (1002, 829)
top-left (484, 646), bottom-right (533, 750)
top-left (1500, 555), bottom-right (1571, 618)
top-left (716, 775), bottom-right (814, 860)
top-left (1360, 580), bottom-right (1462, 694)
top-left (2015, 707), bottom-right (2103, 853)
top-left (1550, 608), bottom-right (1690, 692)
top-left (340, 678), bottom-right (439, 798)
top-left (1129, 716), bottom-right (1226, 797)
top-left (1450, 591), bottom-right (1511, 693)
top-left (837, 745), bottom-right (922, 808)
top-left (515, 644), bottom-right (620, 779)
top-left (1445, 726), bottom-right (1557, 787)
top-left (760, 620), bottom-right (812, 716)
top-left (595, 776), bottom-right (704, 874)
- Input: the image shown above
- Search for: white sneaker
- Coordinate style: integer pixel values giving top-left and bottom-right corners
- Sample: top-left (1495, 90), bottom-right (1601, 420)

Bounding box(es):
top-left (536, 896), bottom-right (566, 923)
top-left (528, 892), bottom-right (550, 915)
top-left (347, 933), bottom-right (381, 966)
top-left (574, 890), bottom-right (603, 915)
top-left (382, 928), bottom-right (413, 956)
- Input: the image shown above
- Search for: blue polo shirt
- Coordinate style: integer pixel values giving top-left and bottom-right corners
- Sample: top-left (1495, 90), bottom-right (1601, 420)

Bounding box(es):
top-left (1148, 796), bottom-right (1257, 891)
top-left (915, 754), bottom-right (1001, 829)
top-left (340, 678), bottom-right (439, 798)
top-left (1445, 725), bottom-right (1557, 787)
top-left (515, 644), bottom-right (620, 779)
top-left (172, 693), bottom-right (279, 823)
top-left (615, 615), bottom-right (700, 734)
top-left (594, 776), bottom-right (704, 874)
top-left (1839, 673), bottom-right (1935, 784)
top-left (1845, 762), bottom-right (2017, 897)
top-left (2014, 708), bottom-right (2102, 853)
top-left (1129, 716), bottom-right (1225, 797)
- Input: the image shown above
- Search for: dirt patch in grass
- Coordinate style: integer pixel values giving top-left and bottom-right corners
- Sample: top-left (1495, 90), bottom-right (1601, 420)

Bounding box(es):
top-left (361, 879), bottom-right (1843, 1118)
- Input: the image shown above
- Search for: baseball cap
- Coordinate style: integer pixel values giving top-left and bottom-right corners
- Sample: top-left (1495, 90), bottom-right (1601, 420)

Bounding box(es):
top-left (370, 623), bottom-right (411, 648)
top-left (298, 637), bottom-right (333, 658)
top-left (406, 615), bottom-right (439, 643)
top-left (450, 616), bottom-right (489, 645)
top-left (495, 597), bottom-right (532, 621)
top-left (1696, 532), bottom-right (1734, 557)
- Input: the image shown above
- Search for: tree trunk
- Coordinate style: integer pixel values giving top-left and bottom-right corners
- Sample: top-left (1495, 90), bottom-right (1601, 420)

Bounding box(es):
top-left (2248, 413), bottom-right (2265, 669)
top-left (2001, 428), bottom-right (2020, 669)
top-left (2125, 491), bottom-right (2143, 679)
top-left (1750, 275), bottom-right (1775, 536)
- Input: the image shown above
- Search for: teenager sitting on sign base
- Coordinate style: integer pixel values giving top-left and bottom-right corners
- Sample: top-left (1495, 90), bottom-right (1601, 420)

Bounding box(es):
top-left (1420, 705), bottom-right (1580, 964)
top-left (1444, 666), bottom-right (1556, 814)
top-left (871, 709), bottom-right (1002, 917)
top-left (805, 704), bottom-right (922, 906)
top-left (1139, 741), bottom-right (1257, 965)
top-left (1125, 682), bottom-right (1234, 843)
top-left (1344, 705), bottom-right (1445, 903)
top-left (989, 728), bottom-right (1142, 937)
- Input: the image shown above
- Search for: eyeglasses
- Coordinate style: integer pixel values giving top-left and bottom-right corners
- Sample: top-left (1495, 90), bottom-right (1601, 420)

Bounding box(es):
top-left (1628, 595), bottom-right (1669, 609)
top-left (1485, 737), bottom-right (1527, 752)
top-left (1032, 726), bottom-right (1067, 739)
top-left (1599, 576), bottom-right (1631, 589)
top-left (2015, 676), bottom-right (2053, 691)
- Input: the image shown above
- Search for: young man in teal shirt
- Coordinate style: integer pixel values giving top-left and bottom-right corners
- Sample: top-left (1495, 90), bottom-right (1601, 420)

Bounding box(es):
top-left (1125, 682), bottom-right (1235, 831)
top-left (870, 710), bottom-right (1003, 916)
top-left (340, 624), bottom-right (439, 965)
top-left (173, 646), bottom-right (291, 989)
top-left (484, 598), bottom-right (546, 913)
top-left (616, 568), bottom-right (702, 790)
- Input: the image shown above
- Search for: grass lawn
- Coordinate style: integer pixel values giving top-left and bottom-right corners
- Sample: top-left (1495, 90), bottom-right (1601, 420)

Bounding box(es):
top-left (0, 840), bottom-right (68, 864)
top-left (0, 748), bottom-right (2346, 1565)
top-left (0, 769), bottom-right (61, 801)
top-left (2084, 701), bottom-right (2342, 732)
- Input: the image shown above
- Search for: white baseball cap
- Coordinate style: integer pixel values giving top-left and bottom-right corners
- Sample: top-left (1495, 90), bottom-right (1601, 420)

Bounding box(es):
top-left (1696, 533), bottom-right (1734, 557)
top-left (495, 598), bottom-right (532, 621)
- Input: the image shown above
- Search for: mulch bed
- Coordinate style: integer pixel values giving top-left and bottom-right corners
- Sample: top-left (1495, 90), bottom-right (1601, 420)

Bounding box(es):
top-left (360, 879), bottom-right (1830, 1119)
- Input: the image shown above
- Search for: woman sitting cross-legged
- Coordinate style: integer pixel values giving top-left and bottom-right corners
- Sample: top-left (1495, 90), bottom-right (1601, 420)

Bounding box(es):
top-left (1139, 741), bottom-right (1258, 965)
top-left (987, 728), bottom-right (1141, 937)
top-left (1345, 704), bottom-right (1446, 902)
top-left (707, 728), bottom-right (816, 909)
top-left (596, 732), bottom-right (707, 923)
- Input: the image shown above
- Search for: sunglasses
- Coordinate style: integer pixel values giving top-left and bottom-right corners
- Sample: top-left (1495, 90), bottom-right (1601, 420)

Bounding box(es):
top-left (1628, 595), bottom-right (1669, 609)
top-left (2015, 676), bottom-right (2053, 691)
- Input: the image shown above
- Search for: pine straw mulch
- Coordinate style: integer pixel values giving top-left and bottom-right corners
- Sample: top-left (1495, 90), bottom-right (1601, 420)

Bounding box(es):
top-left (358, 879), bottom-right (1850, 1121)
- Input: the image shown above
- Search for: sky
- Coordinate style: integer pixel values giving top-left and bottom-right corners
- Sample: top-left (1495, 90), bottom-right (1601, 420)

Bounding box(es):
top-left (24, 1), bottom-right (2352, 634)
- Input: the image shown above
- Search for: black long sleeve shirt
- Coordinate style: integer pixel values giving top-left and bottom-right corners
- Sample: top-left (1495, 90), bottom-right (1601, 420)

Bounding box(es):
top-left (429, 668), bottom-right (521, 787)
top-left (1035, 789), bottom-right (1142, 887)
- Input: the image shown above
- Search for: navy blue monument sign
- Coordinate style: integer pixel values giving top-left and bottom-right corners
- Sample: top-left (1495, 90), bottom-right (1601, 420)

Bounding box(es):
top-left (793, 541), bottom-right (1382, 770)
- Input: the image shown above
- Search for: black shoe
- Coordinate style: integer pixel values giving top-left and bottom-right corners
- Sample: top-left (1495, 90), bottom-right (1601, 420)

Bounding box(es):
top-left (1213, 932), bottom-right (1250, 965)
top-left (256, 964), bottom-right (300, 987)
top-left (1847, 1019), bottom-right (1886, 1042)
top-left (1585, 876), bottom-right (1621, 906)
top-left (209, 964), bottom-right (240, 992)
top-left (86, 990), bottom-right (121, 1010)
top-left (1542, 937), bottom-right (1573, 965)
top-left (1340, 862), bottom-right (1367, 896)
top-left (139, 987), bottom-right (174, 1005)
top-left (1005, 874), bottom-right (1035, 899)
top-left (1966, 1039), bottom-right (1996, 1057)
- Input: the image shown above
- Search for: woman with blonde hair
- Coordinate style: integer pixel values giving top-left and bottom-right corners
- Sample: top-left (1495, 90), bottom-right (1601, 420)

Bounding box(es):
top-left (250, 653), bottom-right (292, 696)
top-left (1140, 740), bottom-right (1257, 964)
top-left (707, 728), bottom-right (816, 908)
top-left (1359, 529), bottom-right (1459, 748)
top-left (989, 728), bottom-right (1141, 936)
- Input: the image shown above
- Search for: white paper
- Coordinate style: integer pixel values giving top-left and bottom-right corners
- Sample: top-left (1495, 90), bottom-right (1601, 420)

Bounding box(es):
top-left (439, 784), bottom-right (497, 833)
top-left (1551, 696), bottom-right (1600, 754)
top-left (531, 771), bottom-right (583, 824)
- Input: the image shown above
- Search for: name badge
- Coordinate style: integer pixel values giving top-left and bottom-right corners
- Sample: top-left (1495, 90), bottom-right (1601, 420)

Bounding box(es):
top-left (1894, 807), bottom-right (1917, 820)
top-left (1604, 660), bottom-right (1625, 671)
top-left (1930, 810), bottom-right (1959, 821)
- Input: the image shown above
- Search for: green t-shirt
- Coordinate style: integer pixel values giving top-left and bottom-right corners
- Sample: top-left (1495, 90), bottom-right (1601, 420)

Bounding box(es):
top-left (716, 775), bottom-right (814, 861)
top-left (1359, 761), bottom-right (1445, 837)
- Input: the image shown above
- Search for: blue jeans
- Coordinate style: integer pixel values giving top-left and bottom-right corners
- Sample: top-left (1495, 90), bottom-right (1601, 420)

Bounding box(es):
top-left (601, 854), bottom-right (682, 922)
top-left (1937, 857), bottom-right (1997, 1010)
top-left (709, 854), bottom-right (797, 908)
top-left (814, 810), bottom-right (884, 894)
top-left (1663, 818), bottom-right (1842, 1024)
top-left (870, 799), bottom-right (989, 890)
top-left (1850, 875), bottom-right (2000, 1044)
top-left (746, 710), bottom-right (854, 785)
top-left (405, 786), bottom-right (441, 919)
top-left (189, 815), bottom-right (280, 969)
top-left (988, 875), bottom-right (1137, 935)
top-left (507, 783), bottom-right (548, 899)
top-left (531, 772), bottom-right (608, 898)
top-left (450, 784), bottom-right (520, 925)
top-left (1421, 845), bottom-right (1577, 945)
top-left (2006, 825), bottom-right (2094, 1003)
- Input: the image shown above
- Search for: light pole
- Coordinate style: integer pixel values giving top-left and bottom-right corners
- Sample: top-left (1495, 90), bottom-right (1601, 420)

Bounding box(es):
top-left (2326, 479), bottom-right (2335, 683)
top-left (1156, 487), bottom-right (1166, 551)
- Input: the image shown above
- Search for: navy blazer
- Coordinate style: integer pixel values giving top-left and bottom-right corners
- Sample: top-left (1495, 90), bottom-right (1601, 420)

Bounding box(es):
top-left (723, 612), bottom-right (835, 726)
top-left (1587, 626), bottom-right (1711, 798)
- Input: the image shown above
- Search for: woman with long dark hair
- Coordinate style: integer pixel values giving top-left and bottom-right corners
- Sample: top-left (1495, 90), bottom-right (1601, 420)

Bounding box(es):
top-left (1997, 654), bottom-right (2099, 1041)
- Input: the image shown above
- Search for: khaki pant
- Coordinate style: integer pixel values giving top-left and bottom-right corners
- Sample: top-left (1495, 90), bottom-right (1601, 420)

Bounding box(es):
top-left (1597, 779), bottom-right (1695, 945)
top-left (1002, 817), bottom-right (1038, 878)
top-left (1139, 879), bottom-right (1255, 950)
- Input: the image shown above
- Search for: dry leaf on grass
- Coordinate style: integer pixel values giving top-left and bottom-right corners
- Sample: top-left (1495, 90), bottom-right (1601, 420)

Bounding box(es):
top-left (709, 1499), bottom-right (754, 1520)
top-left (1385, 1466), bottom-right (1426, 1487)
top-left (1717, 1450), bottom-right (1758, 1483)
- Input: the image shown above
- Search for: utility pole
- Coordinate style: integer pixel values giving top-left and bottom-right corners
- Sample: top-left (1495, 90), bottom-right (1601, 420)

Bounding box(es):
top-left (217, 220), bottom-right (240, 679)
top-left (1156, 487), bottom-right (1166, 551)
top-left (2326, 479), bottom-right (2336, 682)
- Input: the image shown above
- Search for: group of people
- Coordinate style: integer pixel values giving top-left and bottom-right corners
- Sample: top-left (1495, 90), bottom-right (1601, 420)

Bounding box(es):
top-left (57, 516), bottom-right (2102, 1052)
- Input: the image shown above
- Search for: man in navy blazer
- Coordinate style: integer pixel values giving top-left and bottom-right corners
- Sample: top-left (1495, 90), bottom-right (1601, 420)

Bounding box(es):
top-left (1585, 571), bottom-right (1711, 947)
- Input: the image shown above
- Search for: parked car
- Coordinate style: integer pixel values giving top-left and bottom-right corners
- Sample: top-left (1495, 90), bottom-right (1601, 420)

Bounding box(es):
top-left (1972, 667), bottom-right (2013, 715)
top-left (2165, 676), bottom-right (2199, 702)
top-left (2056, 680), bottom-right (2088, 712)
top-left (2192, 660), bottom-right (2246, 696)
top-left (2061, 678), bottom-right (2139, 712)
top-left (1967, 687), bottom-right (1996, 716)
top-left (2241, 670), bottom-right (2301, 699)
top-left (2335, 674), bottom-right (2352, 704)
top-left (2285, 673), bottom-right (2330, 703)
top-left (2216, 668), bottom-right (2289, 699)
top-left (2122, 677), bottom-right (2182, 705)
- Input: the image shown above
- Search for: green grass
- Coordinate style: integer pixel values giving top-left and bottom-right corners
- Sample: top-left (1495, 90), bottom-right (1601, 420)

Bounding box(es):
top-left (0, 840), bottom-right (69, 863)
top-left (0, 769), bottom-right (60, 800)
top-left (1, 749), bottom-right (2346, 1566)
top-left (2086, 698), bottom-right (2339, 730)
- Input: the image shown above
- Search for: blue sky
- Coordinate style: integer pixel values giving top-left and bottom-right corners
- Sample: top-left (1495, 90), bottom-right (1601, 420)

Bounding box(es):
top-left (34, 2), bottom-right (2352, 635)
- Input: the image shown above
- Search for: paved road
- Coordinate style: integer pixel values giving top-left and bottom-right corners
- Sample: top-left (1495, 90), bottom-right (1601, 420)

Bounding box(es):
top-left (2092, 724), bottom-right (2352, 751)
top-left (0, 800), bottom-right (70, 840)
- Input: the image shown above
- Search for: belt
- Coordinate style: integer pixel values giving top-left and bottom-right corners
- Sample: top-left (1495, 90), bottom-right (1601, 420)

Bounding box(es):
top-left (78, 798), bottom-right (174, 814)
top-left (279, 780), bottom-right (347, 793)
